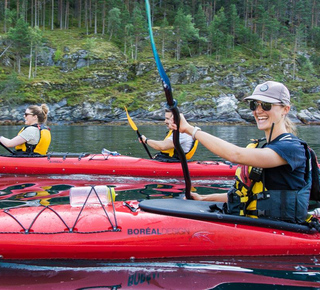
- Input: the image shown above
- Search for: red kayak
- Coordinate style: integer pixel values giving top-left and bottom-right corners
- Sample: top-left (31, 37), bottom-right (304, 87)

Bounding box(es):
top-left (0, 197), bottom-right (319, 260)
top-left (0, 153), bottom-right (236, 177)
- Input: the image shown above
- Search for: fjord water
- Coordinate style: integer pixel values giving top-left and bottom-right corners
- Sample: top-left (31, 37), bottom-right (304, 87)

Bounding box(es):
top-left (0, 124), bottom-right (319, 289)
top-left (1, 124), bottom-right (319, 159)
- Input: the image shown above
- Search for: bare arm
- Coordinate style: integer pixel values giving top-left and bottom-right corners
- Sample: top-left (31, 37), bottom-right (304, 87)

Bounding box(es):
top-left (140, 135), bottom-right (174, 151)
top-left (0, 135), bottom-right (26, 148)
top-left (170, 114), bottom-right (287, 168)
top-left (191, 192), bottom-right (228, 202)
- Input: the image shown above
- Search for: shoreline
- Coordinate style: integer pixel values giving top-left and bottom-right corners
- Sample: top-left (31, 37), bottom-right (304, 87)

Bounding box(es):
top-left (1, 120), bottom-right (320, 127)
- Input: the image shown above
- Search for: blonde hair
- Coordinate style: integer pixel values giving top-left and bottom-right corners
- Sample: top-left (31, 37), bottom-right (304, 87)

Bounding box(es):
top-left (284, 116), bottom-right (297, 135)
top-left (28, 104), bottom-right (49, 124)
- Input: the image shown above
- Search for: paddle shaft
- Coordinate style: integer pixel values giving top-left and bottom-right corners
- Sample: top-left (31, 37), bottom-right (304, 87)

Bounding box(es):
top-left (124, 106), bottom-right (153, 159)
top-left (0, 141), bottom-right (14, 154)
top-left (145, 0), bottom-right (192, 199)
top-left (136, 130), bottom-right (153, 159)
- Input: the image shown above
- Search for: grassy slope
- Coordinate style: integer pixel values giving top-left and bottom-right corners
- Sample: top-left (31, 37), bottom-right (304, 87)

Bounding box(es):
top-left (0, 28), bottom-right (319, 111)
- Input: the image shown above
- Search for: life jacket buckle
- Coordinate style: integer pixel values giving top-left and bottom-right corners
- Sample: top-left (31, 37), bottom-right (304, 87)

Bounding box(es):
top-left (257, 209), bottom-right (267, 216)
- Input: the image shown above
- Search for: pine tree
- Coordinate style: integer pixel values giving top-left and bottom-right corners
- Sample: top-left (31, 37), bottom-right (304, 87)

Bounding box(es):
top-left (7, 17), bottom-right (30, 74)
top-left (173, 8), bottom-right (200, 60)
top-left (28, 25), bottom-right (43, 79)
top-left (132, 3), bottom-right (146, 61)
top-left (194, 4), bottom-right (208, 55)
top-left (107, 8), bottom-right (121, 41)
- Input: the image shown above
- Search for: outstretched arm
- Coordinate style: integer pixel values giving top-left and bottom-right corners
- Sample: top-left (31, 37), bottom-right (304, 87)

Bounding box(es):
top-left (169, 114), bottom-right (287, 168)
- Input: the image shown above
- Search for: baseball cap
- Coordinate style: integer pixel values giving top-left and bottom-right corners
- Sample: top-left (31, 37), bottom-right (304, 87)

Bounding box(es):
top-left (244, 81), bottom-right (290, 105)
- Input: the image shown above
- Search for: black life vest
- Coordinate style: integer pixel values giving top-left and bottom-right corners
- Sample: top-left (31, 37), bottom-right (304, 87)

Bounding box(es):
top-left (227, 137), bottom-right (311, 224)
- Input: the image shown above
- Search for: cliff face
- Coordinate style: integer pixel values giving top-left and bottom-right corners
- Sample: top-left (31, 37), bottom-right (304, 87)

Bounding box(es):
top-left (2, 93), bottom-right (320, 126)
top-left (0, 35), bottom-right (319, 125)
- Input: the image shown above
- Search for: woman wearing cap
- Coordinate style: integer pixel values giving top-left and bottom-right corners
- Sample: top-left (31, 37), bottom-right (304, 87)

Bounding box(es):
top-left (169, 81), bottom-right (310, 224)
top-left (0, 104), bottom-right (51, 155)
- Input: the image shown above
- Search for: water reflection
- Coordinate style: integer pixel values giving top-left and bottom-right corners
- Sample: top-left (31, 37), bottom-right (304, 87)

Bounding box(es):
top-left (0, 256), bottom-right (319, 289)
top-left (0, 174), bottom-right (233, 209)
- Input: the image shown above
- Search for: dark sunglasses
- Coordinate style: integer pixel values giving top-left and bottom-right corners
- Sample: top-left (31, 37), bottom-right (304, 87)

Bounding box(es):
top-left (249, 101), bottom-right (282, 111)
top-left (24, 113), bottom-right (34, 117)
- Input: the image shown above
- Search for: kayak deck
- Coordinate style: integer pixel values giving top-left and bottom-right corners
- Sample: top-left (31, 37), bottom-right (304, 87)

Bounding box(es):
top-left (0, 198), bottom-right (319, 259)
top-left (0, 153), bottom-right (236, 177)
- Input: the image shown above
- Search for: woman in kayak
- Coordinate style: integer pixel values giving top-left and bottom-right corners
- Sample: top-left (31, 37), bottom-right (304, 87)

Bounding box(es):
top-left (0, 104), bottom-right (51, 155)
top-left (169, 81), bottom-right (310, 224)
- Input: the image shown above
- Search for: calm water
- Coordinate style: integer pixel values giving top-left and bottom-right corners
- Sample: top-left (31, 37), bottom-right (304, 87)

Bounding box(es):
top-left (1, 123), bottom-right (320, 160)
top-left (0, 124), bottom-right (320, 289)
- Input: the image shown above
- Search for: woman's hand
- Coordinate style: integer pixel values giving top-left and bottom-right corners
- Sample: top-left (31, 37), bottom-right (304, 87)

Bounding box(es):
top-left (168, 113), bottom-right (192, 134)
top-left (139, 135), bottom-right (147, 143)
top-left (190, 192), bottom-right (204, 200)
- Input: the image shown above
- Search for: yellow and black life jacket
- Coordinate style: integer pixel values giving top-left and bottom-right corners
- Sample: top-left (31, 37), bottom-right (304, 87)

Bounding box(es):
top-left (227, 137), bottom-right (311, 224)
top-left (15, 124), bottom-right (51, 155)
top-left (159, 130), bottom-right (198, 160)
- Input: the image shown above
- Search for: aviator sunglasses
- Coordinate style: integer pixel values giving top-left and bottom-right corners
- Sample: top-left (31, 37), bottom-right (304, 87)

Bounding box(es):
top-left (249, 100), bottom-right (282, 111)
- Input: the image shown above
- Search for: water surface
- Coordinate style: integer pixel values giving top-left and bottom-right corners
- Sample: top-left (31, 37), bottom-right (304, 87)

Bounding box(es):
top-left (0, 124), bottom-right (319, 289)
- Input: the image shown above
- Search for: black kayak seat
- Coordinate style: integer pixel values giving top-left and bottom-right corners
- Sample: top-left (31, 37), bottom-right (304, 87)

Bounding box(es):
top-left (139, 198), bottom-right (315, 234)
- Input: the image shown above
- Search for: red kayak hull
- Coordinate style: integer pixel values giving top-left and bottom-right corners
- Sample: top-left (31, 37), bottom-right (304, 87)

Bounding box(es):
top-left (0, 154), bottom-right (236, 177)
top-left (0, 201), bottom-right (319, 260)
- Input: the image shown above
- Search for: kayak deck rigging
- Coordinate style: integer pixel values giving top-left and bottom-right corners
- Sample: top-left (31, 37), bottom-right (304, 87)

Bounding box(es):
top-left (0, 197), bottom-right (316, 235)
top-left (2, 194), bottom-right (120, 235)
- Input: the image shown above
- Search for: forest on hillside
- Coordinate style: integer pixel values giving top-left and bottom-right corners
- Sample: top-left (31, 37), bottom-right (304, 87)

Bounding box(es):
top-left (1, 0), bottom-right (320, 70)
top-left (0, 1), bottom-right (319, 110)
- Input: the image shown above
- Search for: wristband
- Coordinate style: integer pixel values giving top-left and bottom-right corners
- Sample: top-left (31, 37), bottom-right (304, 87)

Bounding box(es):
top-left (145, 138), bottom-right (149, 145)
top-left (192, 127), bottom-right (201, 140)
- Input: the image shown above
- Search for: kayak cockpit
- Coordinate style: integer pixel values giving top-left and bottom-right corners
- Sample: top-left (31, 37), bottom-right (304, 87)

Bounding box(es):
top-left (139, 198), bottom-right (317, 234)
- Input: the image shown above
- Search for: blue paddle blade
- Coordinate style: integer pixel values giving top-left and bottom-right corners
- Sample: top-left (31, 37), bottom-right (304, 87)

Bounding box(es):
top-left (145, 0), bottom-right (172, 103)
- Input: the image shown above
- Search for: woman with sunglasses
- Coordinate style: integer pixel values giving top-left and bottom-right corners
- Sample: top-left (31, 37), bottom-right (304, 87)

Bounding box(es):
top-left (169, 81), bottom-right (310, 224)
top-left (0, 104), bottom-right (51, 155)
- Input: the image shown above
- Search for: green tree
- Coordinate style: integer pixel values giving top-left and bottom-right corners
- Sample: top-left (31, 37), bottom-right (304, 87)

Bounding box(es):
top-left (7, 17), bottom-right (30, 74)
top-left (84, 37), bottom-right (97, 67)
top-left (107, 8), bottom-right (121, 41)
top-left (194, 4), bottom-right (208, 55)
top-left (4, 8), bottom-right (17, 31)
top-left (124, 23), bottom-right (134, 61)
top-left (28, 25), bottom-right (43, 79)
top-left (132, 4), bottom-right (146, 61)
top-left (160, 16), bottom-right (169, 59)
top-left (173, 8), bottom-right (200, 60)
top-left (310, 27), bottom-right (320, 48)
top-left (229, 4), bottom-right (241, 50)
top-left (208, 7), bottom-right (229, 60)
top-left (263, 6), bottom-right (282, 57)
top-left (0, 72), bottom-right (24, 104)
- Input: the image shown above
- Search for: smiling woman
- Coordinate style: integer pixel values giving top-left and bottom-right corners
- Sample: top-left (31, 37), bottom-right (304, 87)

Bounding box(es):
top-left (169, 81), bottom-right (315, 226)
top-left (0, 104), bottom-right (51, 155)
